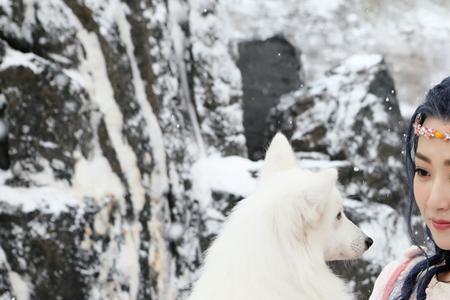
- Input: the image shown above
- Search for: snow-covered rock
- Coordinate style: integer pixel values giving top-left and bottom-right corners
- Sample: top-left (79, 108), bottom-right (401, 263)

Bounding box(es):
top-left (0, 0), bottom-right (419, 300)
top-left (268, 54), bottom-right (407, 209)
top-left (0, 198), bottom-right (98, 300)
top-left (220, 0), bottom-right (450, 108)
top-left (188, 0), bottom-right (247, 156)
top-left (0, 0), bottom-right (174, 299)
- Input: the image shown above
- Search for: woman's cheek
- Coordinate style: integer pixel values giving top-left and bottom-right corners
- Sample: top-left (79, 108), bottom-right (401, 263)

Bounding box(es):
top-left (414, 178), bottom-right (429, 213)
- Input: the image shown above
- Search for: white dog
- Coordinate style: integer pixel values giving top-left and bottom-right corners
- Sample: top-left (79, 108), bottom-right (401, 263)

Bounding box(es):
top-left (188, 133), bottom-right (372, 300)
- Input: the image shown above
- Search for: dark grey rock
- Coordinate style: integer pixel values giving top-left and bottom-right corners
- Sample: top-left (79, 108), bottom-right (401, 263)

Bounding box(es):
top-left (0, 201), bottom-right (99, 300)
top-left (237, 36), bottom-right (304, 160)
top-left (0, 39), bottom-right (94, 186)
top-left (0, 0), bottom-right (79, 69)
top-left (0, 98), bottom-right (9, 170)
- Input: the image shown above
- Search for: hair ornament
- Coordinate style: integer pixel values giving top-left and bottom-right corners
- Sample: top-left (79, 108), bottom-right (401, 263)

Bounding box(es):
top-left (413, 114), bottom-right (450, 141)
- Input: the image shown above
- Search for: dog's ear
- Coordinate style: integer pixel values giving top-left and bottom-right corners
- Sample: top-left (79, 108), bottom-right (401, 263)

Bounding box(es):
top-left (308, 168), bottom-right (338, 208)
top-left (301, 168), bottom-right (338, 224)
top-left (259, 133), bottom-right (297, 180)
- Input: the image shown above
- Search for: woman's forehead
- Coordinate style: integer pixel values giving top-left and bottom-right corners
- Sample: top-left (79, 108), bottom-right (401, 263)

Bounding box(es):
top-left (422, 117), bottom-right (450, 131)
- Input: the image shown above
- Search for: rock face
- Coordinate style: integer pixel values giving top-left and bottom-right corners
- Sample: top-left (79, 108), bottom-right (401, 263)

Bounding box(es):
top-left (0, 201), bottom-right (98, 300)
top-left (0, 0), bottom-right (199, 299)
top-left (237, 36), bottom-right (303, 160)
top-left (0, 1), bottom-right (411, 300)
top-left (189, 0), bottom-right (247, 156)
top-left (0, 97), bottom-right (9, 170)
top-left (268, 54), bottom-right (407, 209)
top-left (0, 38), bottom-right (94, 187)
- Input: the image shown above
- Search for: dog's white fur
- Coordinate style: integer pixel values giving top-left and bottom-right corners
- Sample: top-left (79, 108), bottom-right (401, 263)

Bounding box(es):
top-left (188, 133), bottom-right (371, 300)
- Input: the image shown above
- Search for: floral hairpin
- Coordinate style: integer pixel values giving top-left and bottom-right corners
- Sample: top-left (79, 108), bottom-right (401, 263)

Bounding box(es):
top-left (413, 114), bottom-right (450, 141)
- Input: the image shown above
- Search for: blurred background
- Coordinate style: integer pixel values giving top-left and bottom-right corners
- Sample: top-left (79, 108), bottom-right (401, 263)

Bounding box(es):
top-left (0, 0), bottom-right (448, 299)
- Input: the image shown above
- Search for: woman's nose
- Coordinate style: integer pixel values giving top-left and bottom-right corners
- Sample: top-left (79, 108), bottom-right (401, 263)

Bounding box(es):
top-left (427, 178), bottom-right (450, 210)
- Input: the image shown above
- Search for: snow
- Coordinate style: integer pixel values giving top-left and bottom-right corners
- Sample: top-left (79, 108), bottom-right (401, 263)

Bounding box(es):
top-left (218, 0), bottom-right (450, 106)
top-left (34, 1), bottom-right (73, 33)
top-left (191, 155), bottom-right (261, 209)
top-left (0, 151), bottom-right (80, 216)
top-left (333, 54), bottom-right (383, 75)
top-left (0, 0), bottom-right (12, 17)
top-left (83, 0), bottom-right (117, 37)
top-left (347, 199), bottom-right (411, 265)
top-left (116, 222), bottom-right (141, 300)
top-left (166, 222), bottom-right (185, 241)
top-left (303, 0), bottom-right (343, 17)
top-left (73, 5), bottom-right (147, 215)
top-left (114, 1), bottom-right (168, 202)
top-left (191, 154), bottom-right (350, 208)
top-left (0, 47), bottom-right (44, 73)
top-left (47, 53), bottom-right (72, 65)
top-left (369, 94), bottom-right (390, 124)
top-left (298, 159), bottom-right (349, 170)
top-left (72, 154), bottom-right (124, 201)
top-left (39, 141), bottom-right (58, 149)
top-left (0, 246), bottom-right (30, 300)
top-left (0, 183), bottom-right (79, 214)
top-left (9, 272), bottom-right (30, 300)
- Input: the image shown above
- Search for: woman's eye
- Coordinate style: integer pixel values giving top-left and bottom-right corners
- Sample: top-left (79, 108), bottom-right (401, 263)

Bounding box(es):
top-left (415, 168), bottom-right (429, 177)
top-left (336, 212), bottom-right (342, 220)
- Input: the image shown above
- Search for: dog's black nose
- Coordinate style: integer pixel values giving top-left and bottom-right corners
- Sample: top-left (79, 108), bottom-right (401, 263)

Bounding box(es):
top-left (365, 237), bottom-right (373, 249)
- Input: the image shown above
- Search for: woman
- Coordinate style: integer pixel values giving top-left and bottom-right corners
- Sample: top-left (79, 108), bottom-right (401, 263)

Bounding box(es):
top-left (370, 77), bottom-right (450, 300)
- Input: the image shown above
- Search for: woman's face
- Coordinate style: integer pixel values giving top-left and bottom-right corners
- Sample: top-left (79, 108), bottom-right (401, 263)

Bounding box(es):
top-left (414, 118), bottom-right (450, 250)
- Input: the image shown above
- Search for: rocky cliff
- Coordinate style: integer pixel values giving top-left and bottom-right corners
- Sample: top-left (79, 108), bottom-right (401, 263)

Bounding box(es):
top-left (0, 1), bottom-right (415, 300)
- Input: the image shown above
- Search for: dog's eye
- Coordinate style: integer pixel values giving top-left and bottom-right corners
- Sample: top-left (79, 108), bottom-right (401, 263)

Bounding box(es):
top-left (336, 212), bottom-right (342, 220)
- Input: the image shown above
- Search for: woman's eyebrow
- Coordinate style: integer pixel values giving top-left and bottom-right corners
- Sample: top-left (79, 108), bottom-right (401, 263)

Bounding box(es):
top-left (416, 151), bottom-right (450, 166)
top-left (415, 152), bottom-right (430, 163)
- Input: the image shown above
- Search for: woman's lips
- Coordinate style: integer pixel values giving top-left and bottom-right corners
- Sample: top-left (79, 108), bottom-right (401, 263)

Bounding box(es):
top-left (431, 219), bottom-right (450, 230)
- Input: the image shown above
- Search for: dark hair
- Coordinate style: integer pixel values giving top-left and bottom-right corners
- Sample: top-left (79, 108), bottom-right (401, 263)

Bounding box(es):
top-left (398, 77), bottom-right (450, 300)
